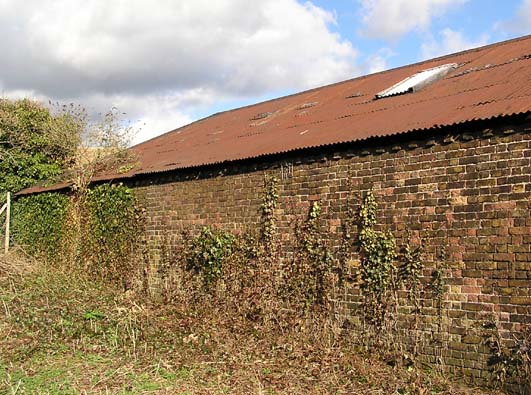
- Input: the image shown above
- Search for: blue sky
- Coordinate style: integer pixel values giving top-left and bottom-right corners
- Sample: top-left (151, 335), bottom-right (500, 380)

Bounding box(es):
top-left (0, 0), bottom-right (529, 143)
top-left (316, 0), bottom-right (521, 67)
top-left (191, 0), bottom-right (531, 132)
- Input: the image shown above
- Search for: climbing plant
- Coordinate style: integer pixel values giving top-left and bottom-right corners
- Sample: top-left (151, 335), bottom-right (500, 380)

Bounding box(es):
top-left (11, 192), bottom-right (70, 259)
top-left (287, 201), bottom-right (334, 308)
top-left (400, 235), bottom-right (423, 305)
top-left (260, 175), bottom-right (279, 258)
top-left (82, 183), bottom-right (144, 287)
top-left (358, 189), bottom-right (397, 322)
top-left (185, 226), bottom-right (235, 288)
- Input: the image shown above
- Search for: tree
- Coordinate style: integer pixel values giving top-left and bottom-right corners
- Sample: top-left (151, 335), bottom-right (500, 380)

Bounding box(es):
top-left (0, 99), bottom-right (83, 195)
top-left (2, 99), bottom-right (138, 263)
top-left (71, 107), bottom-right (135, 193)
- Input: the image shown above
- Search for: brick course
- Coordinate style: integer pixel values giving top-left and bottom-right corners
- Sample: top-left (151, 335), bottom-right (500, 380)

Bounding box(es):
top-left (131, 118), bottom-right (531, 384)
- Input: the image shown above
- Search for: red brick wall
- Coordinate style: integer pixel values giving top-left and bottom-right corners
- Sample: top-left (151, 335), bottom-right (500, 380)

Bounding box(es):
top-left (132, 119), bottom-right (531, 384)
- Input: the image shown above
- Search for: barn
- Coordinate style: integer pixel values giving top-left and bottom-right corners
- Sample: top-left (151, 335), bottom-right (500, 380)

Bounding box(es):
top-left (19, 35), bottom-right (531, 383)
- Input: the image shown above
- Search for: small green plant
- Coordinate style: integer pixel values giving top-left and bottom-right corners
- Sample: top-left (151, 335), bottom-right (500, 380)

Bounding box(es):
top-left (82, 310), bottom-right (106, 321)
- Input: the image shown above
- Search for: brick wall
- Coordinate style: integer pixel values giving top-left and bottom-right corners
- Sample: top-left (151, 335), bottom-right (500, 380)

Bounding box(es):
top-left (131, 118), bottom-right (531, 385)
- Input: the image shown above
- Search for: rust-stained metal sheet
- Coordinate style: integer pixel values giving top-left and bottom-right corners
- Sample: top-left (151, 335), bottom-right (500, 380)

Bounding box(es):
top-left (18, 35), bottom-right (531, 195)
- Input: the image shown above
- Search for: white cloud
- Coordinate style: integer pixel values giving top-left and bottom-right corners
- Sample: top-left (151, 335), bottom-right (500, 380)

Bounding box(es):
top-left (358, 0), bottom-right (467, 40)
top-left (496, 0), bottom-right (531, 35)
top-left (421, 28), bottom-right (490, 59)
top-left (512, 0), bottom-right (531, 33)
top-left (0, 0), bottom-right (360, 143)
top-left (367, 55), bottom-right (387, 73)
top-left (365, 48), bottom-right (396, 74)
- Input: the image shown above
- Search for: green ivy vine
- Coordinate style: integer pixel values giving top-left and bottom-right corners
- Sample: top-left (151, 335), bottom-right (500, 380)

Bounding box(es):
top-left (185, 226), bottom-right (235, 288)
top-left (290, 201), bottom-right (334, 308)
top-left (83, 183), bottom-right (144, 287)
top-left (12, 192), bottom-right (70, 259)
top-left (260, 175), bottom-right (279, 256)
top-left (358, 189), bottom-right (397, 320)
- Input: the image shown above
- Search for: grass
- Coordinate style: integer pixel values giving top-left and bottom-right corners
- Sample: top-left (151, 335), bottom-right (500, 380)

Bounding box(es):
top-left (0, 253), bottom-right (504, 395)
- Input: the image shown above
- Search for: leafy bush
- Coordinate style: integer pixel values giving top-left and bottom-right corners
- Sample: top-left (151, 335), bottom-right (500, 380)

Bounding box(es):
top-left (0, 99), bottom-right (81, 195)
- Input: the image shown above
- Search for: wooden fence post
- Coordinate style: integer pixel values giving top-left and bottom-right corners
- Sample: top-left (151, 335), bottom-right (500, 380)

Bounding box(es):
top-left (3, 192), bottom-right (10, 254)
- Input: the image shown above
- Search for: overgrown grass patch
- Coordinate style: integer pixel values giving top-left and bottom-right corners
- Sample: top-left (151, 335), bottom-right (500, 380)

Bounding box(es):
top-left (0, 256), bottom-right (503, 394)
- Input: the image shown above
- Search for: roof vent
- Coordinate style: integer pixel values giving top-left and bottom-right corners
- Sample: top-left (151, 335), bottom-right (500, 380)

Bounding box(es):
top-left (375, 63), bottom-right (458, 99)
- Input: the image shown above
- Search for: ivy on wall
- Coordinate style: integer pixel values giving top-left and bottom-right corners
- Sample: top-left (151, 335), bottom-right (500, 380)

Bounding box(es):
top-left (83, 184), bottom-right (144, 286)
top-left (12, 192), bottom-right (70, 259)
top-left (12, 183), bottom-right (144, 290)
top-left (358, 189), bottom-right (397, 320)
top-left (294, 201), bottom-right (333, 307)
top-left (260, 176), bottom-right (278, 242)
top-left (185, 226), bottom-right (235, 288)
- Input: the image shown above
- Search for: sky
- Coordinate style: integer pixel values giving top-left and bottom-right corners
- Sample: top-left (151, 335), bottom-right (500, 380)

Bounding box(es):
top-left (0, 0), bottom-right (529, 145)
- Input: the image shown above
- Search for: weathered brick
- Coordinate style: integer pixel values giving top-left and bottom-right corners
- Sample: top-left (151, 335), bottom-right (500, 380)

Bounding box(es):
top-left (132, 122), bottom-right (531, 387)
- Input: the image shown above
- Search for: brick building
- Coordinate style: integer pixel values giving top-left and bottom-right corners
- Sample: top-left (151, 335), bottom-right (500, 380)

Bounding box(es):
top-left (20, 35), bottom-right (531, 382)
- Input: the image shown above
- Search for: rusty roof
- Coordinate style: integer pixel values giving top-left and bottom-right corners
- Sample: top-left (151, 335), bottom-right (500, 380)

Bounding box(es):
top-left (19, 35), bottom-right (531, 195)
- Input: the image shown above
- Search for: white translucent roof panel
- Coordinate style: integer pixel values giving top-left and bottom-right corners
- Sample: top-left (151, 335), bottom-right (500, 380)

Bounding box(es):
top-left (376, 63), bottom-right (458, 98)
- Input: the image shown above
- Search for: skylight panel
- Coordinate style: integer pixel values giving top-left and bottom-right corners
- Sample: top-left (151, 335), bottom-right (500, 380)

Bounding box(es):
top-left (376, 63), bottom-right (458, 99)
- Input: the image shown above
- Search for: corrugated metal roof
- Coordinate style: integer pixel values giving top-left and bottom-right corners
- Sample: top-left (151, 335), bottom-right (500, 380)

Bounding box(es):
top-left (19, 35), bottom-right (531, 195)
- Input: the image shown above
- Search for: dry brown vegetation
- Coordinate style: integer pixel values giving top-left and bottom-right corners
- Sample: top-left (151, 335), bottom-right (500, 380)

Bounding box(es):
top-left (0, 251), bottom-right (503, 395)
